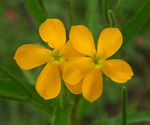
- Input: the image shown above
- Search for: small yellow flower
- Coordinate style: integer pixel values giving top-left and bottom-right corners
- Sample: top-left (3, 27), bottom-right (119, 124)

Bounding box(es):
top-left (14, 19), bottom-right (81, 100)
top-left (63, 25), bottom-right (133, 103)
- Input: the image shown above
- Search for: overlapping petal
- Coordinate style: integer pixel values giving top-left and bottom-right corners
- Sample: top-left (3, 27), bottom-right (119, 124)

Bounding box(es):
top-left (39, 19), bottom-right (66, 49)
top-left (65, 81), bottom-right (82, 94)
top-left (70, 25), bottom-right (96, 56)
top-left (36, 63), bottom-right (61, 100)
top-left (97, 28), bottom-right (123, 59)
top-left (61, 41), bottom-right (83, 61)
top-left (63, 57), bottom-right (94, 85)
top-left (14, 44), bottom-right (51, 70)
top-left (102, 59), bottom-right (133, 83)
top-left (82, 69), bottom-right (103, 103)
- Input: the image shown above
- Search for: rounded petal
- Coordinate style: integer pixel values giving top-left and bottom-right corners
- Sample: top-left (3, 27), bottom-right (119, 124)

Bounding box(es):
top-left (39, 19), bottom-right (66, 49)
top-left (14, 44), bottom-right (51, 70)
top-left (82, 69), bottom-right (103, 103)
top-left (61, 41), bottom-right (83, 61)
top-left (70, 25), bottom-right (96, 56)
top-left (36, 63), bottom-right (61, 100)
top-left (63, 57), bottom-right (94, 85)
top-left (97, 28), bottom-right (123, 59)
top-left (65, 81), bottom-right (82, 94)
top-left (102, 59), bottom-right (133, 83)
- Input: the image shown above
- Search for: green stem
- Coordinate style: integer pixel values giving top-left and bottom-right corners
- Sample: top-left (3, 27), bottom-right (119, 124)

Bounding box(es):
top-left (115, 0), bottom-right (124, 14)
top-left (71, 96), bottom-right (80, 125)
top-left (59, 81), bottom-right (67, 109)
top-left (107, 9), bottom-right (116, 27)
top-left (66, 0), bottom-right (73, 26)
top-left (122, 86), bottom-right (128, 125)
top-left (86, 0), bottom-right (99, 39)
top-left (65, 1), bottom-right (80, 124)
top-left (59, 91), bottom-right (65, 110)
top-left (102, 0), bottom-right (109, 24)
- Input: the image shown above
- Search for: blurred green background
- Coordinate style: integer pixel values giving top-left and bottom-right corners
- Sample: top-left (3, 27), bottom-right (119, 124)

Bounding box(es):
top-left (0, 0), bottom-right (150, 125)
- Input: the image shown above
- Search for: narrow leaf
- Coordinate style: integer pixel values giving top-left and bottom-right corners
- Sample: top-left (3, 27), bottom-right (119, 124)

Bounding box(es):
top-left (128, 111), bottom-right (150, 124)
top-left (91, 111), bottom-right (150, 125)
top-left (121, 0), bottom-right (150, 49)
top-left (0, 79), bottom-right (30, 101)
top-left (22, 0), bottom-right (47, 26)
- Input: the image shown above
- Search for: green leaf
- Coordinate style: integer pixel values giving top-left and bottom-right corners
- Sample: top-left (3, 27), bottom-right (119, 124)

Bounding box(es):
top-left (128, 111), bottom-right (150, 124)
top-left (0, 66), bottom-right (55, 116)
top-left (91, 114), bottom-right (120, 125)
top-left (91, 111), bottom-right (150, 125)
top-left (127, 101), bottom-right (139, 115)
top-left (0, 78), bottom-right (55, 117)
top-left (22, 0), bottom-right (47, 26)
top-left (0, 79), bottom-right (30, 101)
top-left (121, 0), bottom-right (150, 49)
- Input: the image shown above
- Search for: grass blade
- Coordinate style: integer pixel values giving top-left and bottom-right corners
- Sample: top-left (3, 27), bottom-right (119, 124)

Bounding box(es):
top-left (121, 0), bottom-right (150, 49)
top-left (22, 0), bottom-right (47, 26)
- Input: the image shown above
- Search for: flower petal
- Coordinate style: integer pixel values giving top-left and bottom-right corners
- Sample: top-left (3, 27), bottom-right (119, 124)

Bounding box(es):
top-left (61, 41), bottom-right (83, 61)
top-left (59, 42), bottom-right (83, 74)
top-left (97, 28), bottom-right (123, 59)
top-left (36, 63), bottom-right (61, 100)
top-left (102, 59), bottom-right (133, 83)
top-left (82, 69), bottom-right (103, 103)
top-left (39, 19), bottom-right (66, 49)
top-left (70, 25), bottom-right (96, 56)
top-left (14, 44), bottom-right (51, 70)
top-left (65, 81), bottom-right (82, 94)
top-left (63, 57), bottom-right (94, 85)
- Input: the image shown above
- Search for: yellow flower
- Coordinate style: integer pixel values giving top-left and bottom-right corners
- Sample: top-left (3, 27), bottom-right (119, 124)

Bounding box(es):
top-left (63, 25), bottom-right (133, 103)
top-left (14, 19), bottom-right (81, 100)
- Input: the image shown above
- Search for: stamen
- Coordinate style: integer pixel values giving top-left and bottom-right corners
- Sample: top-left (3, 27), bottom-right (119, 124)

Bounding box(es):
top-left (93, 56), bottom-right (104, 68)
top-left (51, 50), bottom-right (64, 64)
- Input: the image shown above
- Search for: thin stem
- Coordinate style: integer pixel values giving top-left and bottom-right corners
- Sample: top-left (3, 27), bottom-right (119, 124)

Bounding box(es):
top-left (86, 0), bottom-right (99, 40)
top-left (115, 0), bottom-right (124, 14)
top-left (65, 1), bottom-right (80, 124)
top-left (102, 0), bottom-right (109, 24)
top-left (66, 0), bottom-right (73, 26)
top-left (59, 81), bottom-right (67, 109)
top-left (122, 86), bottom-right (128, 125)
top-left (107, 9), bottom-right (116, 27)
top-left (59, 91), bottom-right (65, 110)
top-left (71, 96), bottom-right (80, 125)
